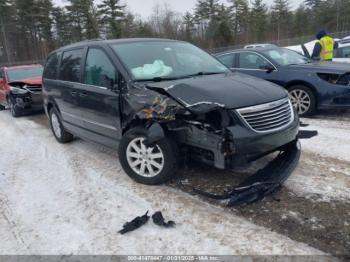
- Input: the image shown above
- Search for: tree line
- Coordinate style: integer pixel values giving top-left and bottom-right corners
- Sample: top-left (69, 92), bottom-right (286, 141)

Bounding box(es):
top-left (0, 0), bottom-right (350, 63)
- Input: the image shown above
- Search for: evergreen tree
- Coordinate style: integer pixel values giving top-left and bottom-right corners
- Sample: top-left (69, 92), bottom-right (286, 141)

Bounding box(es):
top-left (271, 0), bottom-right (292, 40)
top-left (66, 0), bottom-right (99, 41)
top-left (182, 12), bottom-right (195, 41)
top-left (52, 7), bottom-right (72, 46)
top-left (250, 0), bottom-right (268, 42)
top-left (35, 0), bottom-right (54, 45)
top-left (293, 5), bottom-right (309, 37)
top-left (97, 0), bottom-right (125, 39)
top-left (0, 0), bottom-right (16, 62)
top-left (228, 0), bottom-right (249, 43)
top-left (194, 0), bottom-right (220, 20)
top-left (212, 4), bottom-right (234, 46)
top-left (194, 0), bottom-right (219, 40)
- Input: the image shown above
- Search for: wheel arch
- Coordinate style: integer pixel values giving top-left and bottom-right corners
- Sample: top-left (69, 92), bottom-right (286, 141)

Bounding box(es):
top-left (285, 80), bottom-right (318, 106)
top-left (46, 100), bottom-right (60, 114)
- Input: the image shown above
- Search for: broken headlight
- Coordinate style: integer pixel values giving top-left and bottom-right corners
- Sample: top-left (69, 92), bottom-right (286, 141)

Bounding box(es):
top-left (9, 85), bottom-right (29, 95)
top-left (317, 73), bottom-right (350, 86)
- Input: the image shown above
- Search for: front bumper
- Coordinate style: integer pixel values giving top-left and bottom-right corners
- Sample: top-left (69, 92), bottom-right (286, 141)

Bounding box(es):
top-left (190, 140), bottom-right (301, 206)
top-left (178, 111), bottom-right (299, 170)
top-left (11, 92), bottom-right (43, 110)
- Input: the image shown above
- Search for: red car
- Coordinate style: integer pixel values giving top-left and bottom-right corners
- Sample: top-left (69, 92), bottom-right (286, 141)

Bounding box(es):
top-left (0, 64), bottom-right (43, 117)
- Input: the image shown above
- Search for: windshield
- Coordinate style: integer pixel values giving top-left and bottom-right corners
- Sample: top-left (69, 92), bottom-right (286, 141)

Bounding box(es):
top-left (262, 48), bottom-right (311, 66)
top-left (7, 66), bottom-right (43, 82)
top-left (110, 41), bottom-right (229, 81)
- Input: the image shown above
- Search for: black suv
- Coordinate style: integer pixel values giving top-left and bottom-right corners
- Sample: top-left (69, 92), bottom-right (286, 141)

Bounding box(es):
top-left (43, 38), bottom-right (299, 185)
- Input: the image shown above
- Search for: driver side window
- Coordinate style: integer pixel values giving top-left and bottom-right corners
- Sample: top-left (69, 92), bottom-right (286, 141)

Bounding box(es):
top-left (239, 52), bottom-right (271, 69)
top-left (84, 48), bottom-right (117, 88)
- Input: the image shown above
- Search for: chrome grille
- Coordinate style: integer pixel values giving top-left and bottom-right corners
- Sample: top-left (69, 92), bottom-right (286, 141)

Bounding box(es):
top-left (237, 98), bottom-right (294, 133)
top-left (25, 85), bottom-right (42, 93)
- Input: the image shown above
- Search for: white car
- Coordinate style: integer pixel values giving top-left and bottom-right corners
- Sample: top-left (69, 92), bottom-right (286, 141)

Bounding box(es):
top-left (285, 37), bottom-right (350, 63)
top-left (244, 43), bottom-right (277, 49)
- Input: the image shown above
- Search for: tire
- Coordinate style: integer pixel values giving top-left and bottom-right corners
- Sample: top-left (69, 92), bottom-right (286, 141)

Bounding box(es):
top-left (288, 85), bottom-right (316, 117)
top-left (49, 107), bottom-right (74, 143)
top-left (118, 127), bottom-right (177, 185)
top-left (7, 96), bottom-right (21, 117)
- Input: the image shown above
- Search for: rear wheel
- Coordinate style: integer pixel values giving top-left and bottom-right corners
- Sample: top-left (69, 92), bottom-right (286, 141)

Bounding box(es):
top-left (288, 85), bottom-right (316, 117)
top-left (119, 127), bottom-right (177, 185)
top-left (7, 96), bottom-right (21, 117)
top-left (49, 107), bottom-right (74, 143)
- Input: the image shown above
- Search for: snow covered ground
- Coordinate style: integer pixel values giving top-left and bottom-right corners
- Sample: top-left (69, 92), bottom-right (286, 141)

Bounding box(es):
top-left (0, 110), bottom-right (349, 256)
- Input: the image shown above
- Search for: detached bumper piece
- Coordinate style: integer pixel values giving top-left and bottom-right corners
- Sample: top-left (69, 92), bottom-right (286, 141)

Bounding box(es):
top-left (191, 140), bottom-right (301, 207)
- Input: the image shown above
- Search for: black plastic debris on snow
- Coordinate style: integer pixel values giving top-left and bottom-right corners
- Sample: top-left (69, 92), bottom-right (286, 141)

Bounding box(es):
top-left (298, 130), bottom-right (318, 139)
top-left (152, 211), bottom-right (176, 228)
top-left (118, 211), bottom-right (150, 234)
top-left (299, 121), bottom-right (309, 127)
top-left (181, 140), bottom-right (301, 207)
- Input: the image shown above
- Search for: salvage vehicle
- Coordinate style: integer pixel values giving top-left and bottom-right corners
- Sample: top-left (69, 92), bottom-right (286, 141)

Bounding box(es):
top-left (43, 39), bottom-right (300, 205)
top-left (215, 47), bottom-right (350, 116)
top-left (286, 37), bottom-right (350, 63)
top-left (0, 64), bottom-right (43, 117)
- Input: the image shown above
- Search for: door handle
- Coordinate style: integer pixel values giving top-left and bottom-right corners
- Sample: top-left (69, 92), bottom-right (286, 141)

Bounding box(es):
top-left (79, 92), bottom-right (88, 98)
top-left (70, 91), bottom-right (77, 97)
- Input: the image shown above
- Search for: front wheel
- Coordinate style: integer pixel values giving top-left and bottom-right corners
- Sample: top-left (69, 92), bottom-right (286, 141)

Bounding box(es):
top-left (119, 127), bottom-right (177, 185)
top-left (7, 96), bottom-right (21, 117)
top-left (49, 107), bottom-right (74, 143)
top-left (288, 85), bottom-right (316, 117)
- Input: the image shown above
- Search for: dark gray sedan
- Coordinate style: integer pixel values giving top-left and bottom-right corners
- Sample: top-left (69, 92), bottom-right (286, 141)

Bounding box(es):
top-left (215, 47), bottom-right (350, 116)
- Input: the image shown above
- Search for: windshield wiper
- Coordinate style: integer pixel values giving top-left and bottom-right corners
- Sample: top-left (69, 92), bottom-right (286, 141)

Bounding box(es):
top-left (134, 76), bottom-right (180, 82)
top-left (180, 72), bottom-right (225, 79)
top-left (134, 72), bottom-right (225, 82)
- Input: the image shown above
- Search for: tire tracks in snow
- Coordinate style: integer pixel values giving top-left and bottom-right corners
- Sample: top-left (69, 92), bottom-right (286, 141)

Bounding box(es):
top-left (0, 111), bottom-right (324, 255)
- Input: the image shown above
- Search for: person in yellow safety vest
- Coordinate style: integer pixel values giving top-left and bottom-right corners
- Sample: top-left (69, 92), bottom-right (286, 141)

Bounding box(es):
top-left (311, 30), bottom-right (338, 61)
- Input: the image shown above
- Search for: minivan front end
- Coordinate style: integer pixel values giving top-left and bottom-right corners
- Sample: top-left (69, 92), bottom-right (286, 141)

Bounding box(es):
top-left (171, 96), bottom-right (299, 170)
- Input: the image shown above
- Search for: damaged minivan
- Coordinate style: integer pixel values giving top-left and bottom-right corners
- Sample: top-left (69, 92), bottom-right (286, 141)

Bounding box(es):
top-left (43, 39), bottom-right (300, 196)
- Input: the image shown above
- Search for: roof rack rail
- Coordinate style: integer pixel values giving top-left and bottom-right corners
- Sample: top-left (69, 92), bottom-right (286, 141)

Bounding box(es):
top-left (72, 38), bottom-right (106, 45)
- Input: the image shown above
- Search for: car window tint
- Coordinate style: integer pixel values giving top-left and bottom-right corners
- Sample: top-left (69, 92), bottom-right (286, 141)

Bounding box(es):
top-left (84, 48), bottom-right (117, 88)
top-left (43, 52), bottom-right (60, 79)
top-left (339, 46), bottom-right (350, 58)
top-left (239, 52), bottom-right (270, 69)
top-left (217, 53), bottom-right (236, 68)
top-left (0, 70), bottom-right (4, 78)
top-left (59, 49), bottom-right (83, 82)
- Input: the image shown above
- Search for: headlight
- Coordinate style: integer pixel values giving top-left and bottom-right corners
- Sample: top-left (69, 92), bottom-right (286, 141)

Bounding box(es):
top-left (9, 85), bottom-right (29, 95)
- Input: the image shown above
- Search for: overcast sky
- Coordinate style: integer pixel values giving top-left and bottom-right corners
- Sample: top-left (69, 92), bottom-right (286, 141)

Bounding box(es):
top-left (55, 0), bottom-right (305, 19)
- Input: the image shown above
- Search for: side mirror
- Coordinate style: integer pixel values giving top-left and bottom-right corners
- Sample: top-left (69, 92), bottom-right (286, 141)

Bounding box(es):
top-left (259, 65), bottom-right (275, 73)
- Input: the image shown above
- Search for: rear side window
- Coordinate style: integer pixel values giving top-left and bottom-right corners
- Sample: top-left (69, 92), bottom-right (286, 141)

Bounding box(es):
top-left (84, 48), bottom-right (117, 88)
top-left (239, 52), bottom-right (271, 69)
top-left (43, 52), bottom-right (60, 79)
top-left (217, 53), bottom-right (236, 68)
top-left (0, 69), bottom-right (4, 78)
top-left (59, 49), bottom-right (84, 82)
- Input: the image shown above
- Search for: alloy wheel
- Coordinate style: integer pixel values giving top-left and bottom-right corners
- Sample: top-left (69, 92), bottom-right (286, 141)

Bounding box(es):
top-left (289, 89), bottom-right (311, 115)
top-left (126, 137), bottom-right (165, 177)
top-left (51, 113), bottom-right (62, 139)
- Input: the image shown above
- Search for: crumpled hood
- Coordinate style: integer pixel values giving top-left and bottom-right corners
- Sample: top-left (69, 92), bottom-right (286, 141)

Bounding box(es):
top-left (289, 61), bottom-right (350, 73)
top-left (146, 73), bottom-right (287, 110)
